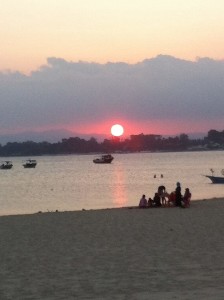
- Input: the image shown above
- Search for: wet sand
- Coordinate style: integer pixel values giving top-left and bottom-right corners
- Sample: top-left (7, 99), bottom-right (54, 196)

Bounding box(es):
top-left (0, 198), bottom-right (224, 299)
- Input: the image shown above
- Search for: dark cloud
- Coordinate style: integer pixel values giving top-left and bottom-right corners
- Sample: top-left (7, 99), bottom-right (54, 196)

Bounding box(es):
top-left (0, 55), bottom-right (224, 135)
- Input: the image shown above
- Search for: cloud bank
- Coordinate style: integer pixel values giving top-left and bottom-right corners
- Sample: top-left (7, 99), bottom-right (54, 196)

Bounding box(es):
top-left (0, 55), bottom-right (224, 140)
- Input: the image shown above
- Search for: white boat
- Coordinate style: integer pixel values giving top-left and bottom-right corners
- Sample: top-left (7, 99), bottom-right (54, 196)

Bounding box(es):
top-left (22, 159), bottom-right (37, 168)
top-left (0, 161), bottom-right (13, 169)
top-left (93, 154), bottom-right (114, 164)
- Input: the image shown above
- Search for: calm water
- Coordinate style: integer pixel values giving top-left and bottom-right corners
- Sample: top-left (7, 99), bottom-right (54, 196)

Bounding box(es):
top-left (0, 151), bottom-right (223, 216)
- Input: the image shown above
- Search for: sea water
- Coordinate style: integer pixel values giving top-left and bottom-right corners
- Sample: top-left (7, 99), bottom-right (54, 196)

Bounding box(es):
top-left (0, 151), bottom-right (223, 216)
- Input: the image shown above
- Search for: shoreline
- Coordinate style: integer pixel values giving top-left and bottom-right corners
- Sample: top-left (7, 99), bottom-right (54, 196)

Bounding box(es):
top-left (0, 197), bottom-right (223, 219)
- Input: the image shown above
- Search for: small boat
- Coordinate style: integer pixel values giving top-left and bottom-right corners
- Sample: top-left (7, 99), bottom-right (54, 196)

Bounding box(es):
top-left (22, 159), bottom-right (37, 168)
top-left (204, 169), bottom-right (224, 184)
top-left (93, 154), bottom-right (114, 164)
top-left (0, 161), bottom-right (13, 169)
top-left (205, 175), bottom-right (224, 184)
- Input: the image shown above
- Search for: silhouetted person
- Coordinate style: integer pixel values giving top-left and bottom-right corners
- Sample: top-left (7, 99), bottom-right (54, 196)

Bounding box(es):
top-left (148, 197), bottom-right (153, 207)
top-left (158, 185), bottom-right (166, 205)
top-left (175, 182), bottom-right (182, 207)
top-left (182, 188), bottom-right (192, 208)
top-left (139, 194), bottom-right (147, 208)
top-left (153, 192), bottom-right (161, 207)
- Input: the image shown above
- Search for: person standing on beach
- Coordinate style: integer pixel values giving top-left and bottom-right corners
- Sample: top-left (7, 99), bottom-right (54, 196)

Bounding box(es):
top-left (182, 188), bottom-right (191, 208)
top-left (158, 185), bottom-right (166, 206)
top-left (175, 182), bottom-right (182, 207)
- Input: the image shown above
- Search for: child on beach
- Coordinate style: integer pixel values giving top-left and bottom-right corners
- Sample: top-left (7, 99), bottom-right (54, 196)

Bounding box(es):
top-left (153, 192), bottom-right (161, 207)
top-left (139, 194), bottom-right (147, 208)
top-left (168, 191), bottom-right (176, 206)
top-left (148, 197), bottom-right (153, 207)
top-left (182, 188), bottom-right (192, 208)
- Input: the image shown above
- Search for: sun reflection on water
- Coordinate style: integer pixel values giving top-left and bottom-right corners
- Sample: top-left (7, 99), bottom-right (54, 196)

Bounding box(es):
top-left (112, 164), bottom-right (128, 207)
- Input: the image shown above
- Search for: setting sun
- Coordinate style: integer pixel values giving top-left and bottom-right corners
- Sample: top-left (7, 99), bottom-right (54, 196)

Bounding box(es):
top-left (111, 124), bottom-right (124, 137)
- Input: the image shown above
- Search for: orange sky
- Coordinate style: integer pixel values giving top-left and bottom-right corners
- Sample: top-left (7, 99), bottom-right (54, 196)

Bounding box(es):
top-left (1, 0), bottom-right (224, 73)
top-left (68, 118), bottom-right (223, 139)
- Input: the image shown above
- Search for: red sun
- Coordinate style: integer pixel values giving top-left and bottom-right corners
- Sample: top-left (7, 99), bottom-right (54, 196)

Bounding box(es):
top-left (111, 124), bottom-right (124, 137)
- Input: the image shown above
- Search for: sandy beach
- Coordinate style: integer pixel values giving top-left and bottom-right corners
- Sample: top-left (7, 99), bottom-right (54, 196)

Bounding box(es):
top-left (1, 199), bottom-right (224, 299)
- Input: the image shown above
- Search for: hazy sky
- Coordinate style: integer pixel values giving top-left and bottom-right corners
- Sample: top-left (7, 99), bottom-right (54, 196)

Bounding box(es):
top-left (1, 0), bottom-right (224, 73)
top-left (0, 1), bottom-right (224, 139)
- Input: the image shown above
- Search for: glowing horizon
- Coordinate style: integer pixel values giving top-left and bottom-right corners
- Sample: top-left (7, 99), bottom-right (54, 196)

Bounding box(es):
top-left (0, 116), bottom-right (222, 140)
top-left (1, 1), bottom-right (224, 141)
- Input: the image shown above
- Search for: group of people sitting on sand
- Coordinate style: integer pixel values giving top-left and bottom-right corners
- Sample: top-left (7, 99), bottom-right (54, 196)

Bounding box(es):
top-left (139, 182), bottom-right (192, 209)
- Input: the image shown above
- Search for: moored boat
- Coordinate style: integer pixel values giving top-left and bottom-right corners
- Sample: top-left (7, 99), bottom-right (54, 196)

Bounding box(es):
top-left (22, 159), bottom-right (37, 168)
top-left (204, 169), bottom-right (224, 184)
top-left (0, 161), bottom-right (13, 169)
top-left (205, 175), bottom-right (224, 184)
top-left (93, 154), bottom-right (114, 164)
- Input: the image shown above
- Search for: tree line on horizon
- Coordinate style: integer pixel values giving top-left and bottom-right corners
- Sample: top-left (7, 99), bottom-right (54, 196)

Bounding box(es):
top-left (0, 129), bottom-right (224, 157)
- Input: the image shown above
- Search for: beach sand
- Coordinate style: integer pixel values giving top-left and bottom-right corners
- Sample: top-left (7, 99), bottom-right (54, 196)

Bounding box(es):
top-left (1, 199), bottom-right (224, 299)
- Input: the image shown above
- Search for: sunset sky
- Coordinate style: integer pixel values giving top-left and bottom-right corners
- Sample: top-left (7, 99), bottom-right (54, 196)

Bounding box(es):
top-left (0, 0), bottom-right (224, 141)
